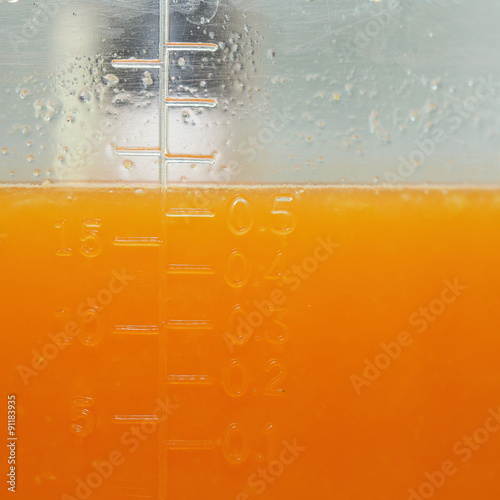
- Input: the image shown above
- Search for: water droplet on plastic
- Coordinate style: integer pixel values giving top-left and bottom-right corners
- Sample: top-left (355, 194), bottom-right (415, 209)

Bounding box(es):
top-left (103, 74), bottom-right (119, 86)
top-left (79, 90), bottom-right (91, 102)
top-left (142, 71), bottom-right (154, 89)
top-left (122, 160), bottom-right (134, 170)
top-left (112, 93), bottom-right (131, 106)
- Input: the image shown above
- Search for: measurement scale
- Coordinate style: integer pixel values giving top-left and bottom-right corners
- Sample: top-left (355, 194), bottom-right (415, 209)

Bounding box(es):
top-left (4, 2), bottom-right (302, 499)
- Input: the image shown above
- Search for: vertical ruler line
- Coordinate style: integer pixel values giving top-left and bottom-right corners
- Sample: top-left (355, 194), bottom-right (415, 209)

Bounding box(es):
top-left (158, 0), bottom-right (169, 499)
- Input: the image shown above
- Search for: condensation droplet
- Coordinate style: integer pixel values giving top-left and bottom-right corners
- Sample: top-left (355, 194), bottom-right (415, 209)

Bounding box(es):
top-left (79, 90), bottom-right (91, 102)
top-left (2, 148), bottom-right (7, 155)
top-left (141, 71), bottom-right (153, 90)
top-left (33, 169), bottom-right (40, 176)
top-left (103, 74), bottom-right (119, 86)
top-left (178, 57), bottom-right (186, 67)
top-left (122, 160), bottom-right (134, 170)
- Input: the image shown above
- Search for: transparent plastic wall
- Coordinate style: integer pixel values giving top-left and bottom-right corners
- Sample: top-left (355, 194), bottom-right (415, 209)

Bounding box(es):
top-left (1, 0), bottom-right (500, 184)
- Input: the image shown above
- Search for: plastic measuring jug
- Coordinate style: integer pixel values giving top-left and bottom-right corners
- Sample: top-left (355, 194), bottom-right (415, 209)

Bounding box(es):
top-left (2, 1), bottom-right (500, 499)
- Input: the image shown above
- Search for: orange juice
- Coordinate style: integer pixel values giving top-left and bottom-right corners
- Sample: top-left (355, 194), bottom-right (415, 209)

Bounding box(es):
top-left (3, 183), bottom-right (500, 500)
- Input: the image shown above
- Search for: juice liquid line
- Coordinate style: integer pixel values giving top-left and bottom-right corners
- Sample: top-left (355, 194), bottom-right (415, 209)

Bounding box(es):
top-left (3, 183), bottom-right (500, 499)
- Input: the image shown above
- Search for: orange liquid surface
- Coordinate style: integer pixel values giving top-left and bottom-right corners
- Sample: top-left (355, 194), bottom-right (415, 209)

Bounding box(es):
top-left (3, 183), bottom-right (500, 500)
